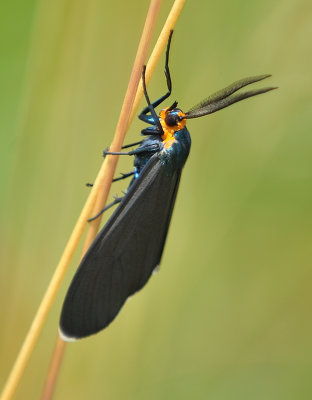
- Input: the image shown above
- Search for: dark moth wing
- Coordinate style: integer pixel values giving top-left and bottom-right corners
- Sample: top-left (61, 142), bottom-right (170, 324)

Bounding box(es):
top-left (60, 154), bottom-right (182, 340)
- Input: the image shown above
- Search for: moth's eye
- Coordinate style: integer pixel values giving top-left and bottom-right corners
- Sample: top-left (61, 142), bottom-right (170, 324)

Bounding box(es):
top-left (165, 113), bottom-right (179, 127)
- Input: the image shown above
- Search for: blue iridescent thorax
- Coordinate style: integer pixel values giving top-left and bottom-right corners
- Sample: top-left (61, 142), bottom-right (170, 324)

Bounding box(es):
top-left (160, 126), bottom-right (191, 171)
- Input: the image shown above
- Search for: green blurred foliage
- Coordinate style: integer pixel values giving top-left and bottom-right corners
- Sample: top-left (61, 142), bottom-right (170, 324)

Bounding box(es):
top-left (1, 0), bottom-right (312, 399)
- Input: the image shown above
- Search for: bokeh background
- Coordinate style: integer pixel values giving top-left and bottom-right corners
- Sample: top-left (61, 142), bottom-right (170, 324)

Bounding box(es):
top-left (1, 1), bottom-right (312, 399)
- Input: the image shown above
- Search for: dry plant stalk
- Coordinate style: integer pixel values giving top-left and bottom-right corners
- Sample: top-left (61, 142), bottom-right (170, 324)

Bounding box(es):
top-left (1, 1), bottom-right (186, 400)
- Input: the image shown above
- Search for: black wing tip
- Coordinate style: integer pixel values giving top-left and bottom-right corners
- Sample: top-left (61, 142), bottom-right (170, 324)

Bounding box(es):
top-left (59, 319), bottom-right (109, 341)
top-left (59, 324), bottom-right (107, 341)
top-left (58, 326), bottom-right (79, 342)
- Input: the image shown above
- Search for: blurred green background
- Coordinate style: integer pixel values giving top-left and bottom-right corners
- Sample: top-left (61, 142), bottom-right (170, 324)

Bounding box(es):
top-left (1, 0), bottom-right (312, 399)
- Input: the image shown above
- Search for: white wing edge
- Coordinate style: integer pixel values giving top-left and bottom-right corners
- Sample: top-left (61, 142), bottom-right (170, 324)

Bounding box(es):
top-left (58, 326), bottom-right (78, 343)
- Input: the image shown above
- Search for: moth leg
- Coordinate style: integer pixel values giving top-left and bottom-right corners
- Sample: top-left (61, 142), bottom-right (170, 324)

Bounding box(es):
top-left (140, 65), bottom-right (163, 133)
top-left (121, 141), bottom-right (143, 149)
top-left (88, 196), bottom-right (123, 222)
top-left (86, 171), bottom-right (134, 187)
top-left (138, 30), bottom-right (173, 123)
top-left (112, 171), bottom-right (135, 182)
top-left (103, 143), bottom-right (160, 157)
top-left (101, 141), bottom-right (143, 159)
top-left (141, 126), bottom-right (161, 136)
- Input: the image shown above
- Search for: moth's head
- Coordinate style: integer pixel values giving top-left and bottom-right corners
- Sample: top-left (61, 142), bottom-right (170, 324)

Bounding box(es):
top-left (159, 102), bottom-right (187, 148)
top-left (159, 102), bottom-right (186, 132)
